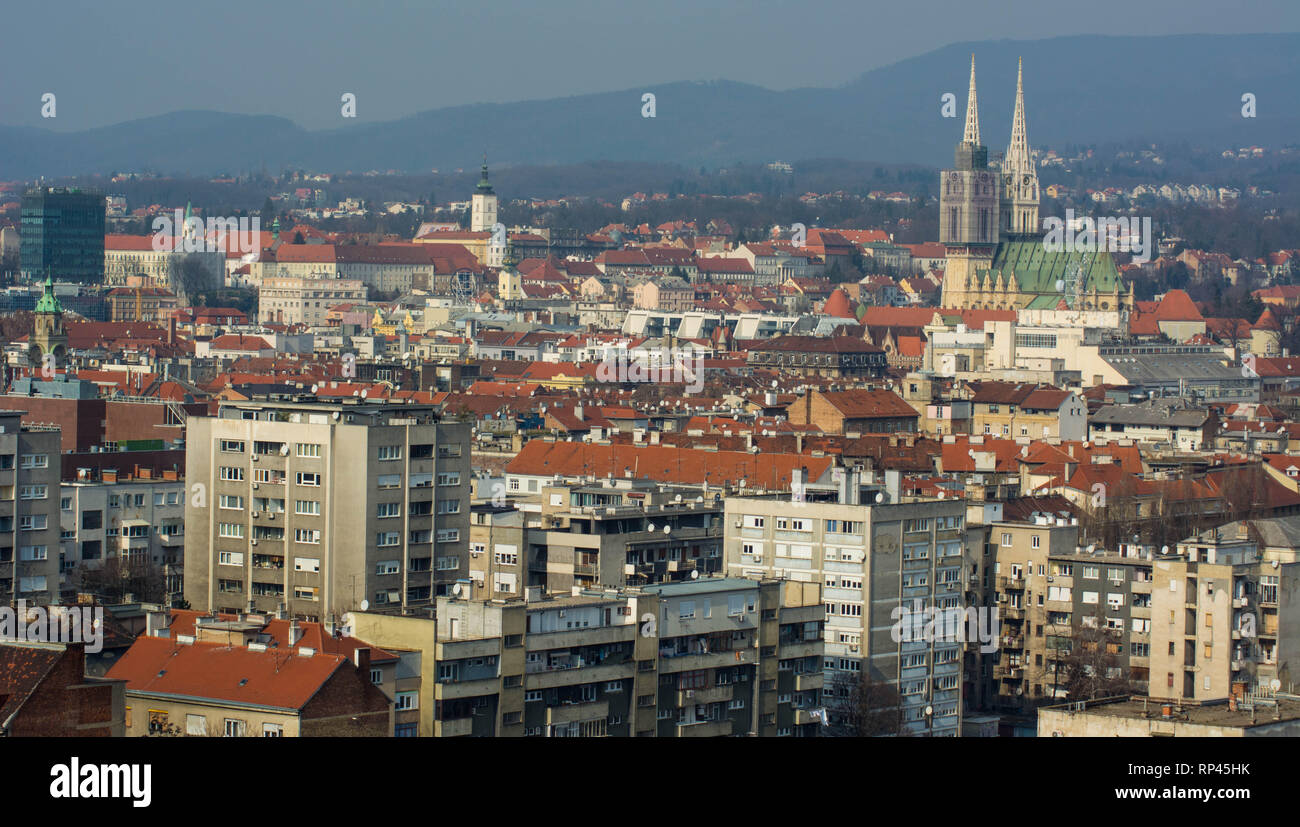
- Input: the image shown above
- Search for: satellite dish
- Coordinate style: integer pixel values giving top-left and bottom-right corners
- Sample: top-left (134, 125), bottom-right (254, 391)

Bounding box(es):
top-left (360, 389), bottom-right (368, 399)
top-left (359, 599), bottom-right (370, 611)
top-left (1271, 679), bottom-right (1282, 691)
top-left (311, 384), bottom-right (319, 393)
top-left (1273, 560), bottom-right (1280, 569)
top-left (647, 523), bottom-right (656, 533)
top-left (924, 705), bottom-right (933, 717)
top-left (690, 569), bottom-right (699, 580)
top-left (280, 444), bottom-right (290, 456)
top-left (663, 525), bottom-right (671, 535)
top-left (452, 583), bottom-right (463, 597)
top-left (1160, 545), bottom-right (1169, 555)
top-left (875, 492), bottom-right (885, 503)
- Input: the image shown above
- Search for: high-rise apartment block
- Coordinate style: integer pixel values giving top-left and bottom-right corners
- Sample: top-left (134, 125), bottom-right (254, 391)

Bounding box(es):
top-left (184, 400), bottom-right (471, 620)
top-left (0, 411), bottom-right (62, 604)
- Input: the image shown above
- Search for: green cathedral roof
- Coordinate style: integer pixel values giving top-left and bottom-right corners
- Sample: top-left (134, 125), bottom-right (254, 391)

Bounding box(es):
top-left (975, 239), bottom-right (1125, 295)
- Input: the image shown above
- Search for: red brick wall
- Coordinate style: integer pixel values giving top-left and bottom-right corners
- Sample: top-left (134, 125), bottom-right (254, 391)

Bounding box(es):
top-left (8, 645), bottom-right (119, 737)
top-left (300, 663), bottom-right (392, 737)
top-left (0, 397), bottom-right (104, 453)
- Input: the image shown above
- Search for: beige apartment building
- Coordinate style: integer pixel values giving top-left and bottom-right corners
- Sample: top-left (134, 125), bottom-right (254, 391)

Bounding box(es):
top-left (259, 276), bottom-right (366, 326)
top-left (0, 411), bottom-right (63, 604)
top-left (723, 468), bottom-right (975, 736)
top-left (347, 577), bottom-right (823, 737)
top-left (1148, 520), bottom-right (1300, 702)
top-left (183, 400), bottom-right (471, 620)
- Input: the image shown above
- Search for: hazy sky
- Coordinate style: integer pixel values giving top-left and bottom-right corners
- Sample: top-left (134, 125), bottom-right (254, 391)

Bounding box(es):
top-left (9, 0), bottom-right (1299, 131)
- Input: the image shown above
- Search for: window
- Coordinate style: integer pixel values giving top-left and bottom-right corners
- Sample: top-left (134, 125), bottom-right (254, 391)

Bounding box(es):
top-left (295, 500), bottom-right (320, 516)
top-left (60, 497), bottom-right (72, 511)
top-left (437, 472), bottom-right (461, 486)
top-left (376, 561), bottom-right (400, 575)
top-left (294, 557), bottom-right (320, 572)
top-left (437, 499), bottom-right (461, 515)
top-left (19, 485), bottom-right (47, 500)
top-left (220, 440), bottom-right (245, 453)
top-left (19, 546), bottom-right (47, 561)
top-left (296, 443), bottom-right (321, 458)
top-left (219, 467), bottom-right (244, 482)
top-left (218, 523), bottom-right (244, 538)
top-left (296, 472), bottom-right (321, 487)
top-left (1000, 533), bottom-right (1012, 547)
top-left (377, 474), bottom-right (401, 489)
top-left (377, 531), bottom-right (400, 547)
top-left (295, 528), bottom-right (321, 544)
top-left (224, 719), bottom-right (246, 737)
top-left (437, 529), bottom-right (460, 543)
top-left (19, 454), bottom-right (48, 469)
top-left (262, 723), bottom-right (283, 737)
top-left (219, 551), bottom-right (244, 566)
top-left (220, 495), bottom-right (244, 510)
top-left (1031, 535), bottom-right (1040, 549)
top-left (377, 445), bottom-right (402, 461)
top-left (376, 502), bottom-right (401, 519)
top-left (19, 515), bottom-right (46, 531)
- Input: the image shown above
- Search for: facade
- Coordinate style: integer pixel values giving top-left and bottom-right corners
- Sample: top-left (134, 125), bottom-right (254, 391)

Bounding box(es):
top-left (347, 577), bottom-right (823, 737)
top-left (20, 187), bottom-right (106, 283)
top-left (744, 335), bottom-right (887, 379)
top-left (183, 400), bottom-right (472, 620)
top-left (723, 471), bottom-right (974, 736)
top-left (259, 276), bottom-right (366, 326)
top-left (0, 411), bottom-right (63, 604)
top-left (60, 474), bottom-right (186, 605)
top-left (0, 641), bottom-right (125, 736)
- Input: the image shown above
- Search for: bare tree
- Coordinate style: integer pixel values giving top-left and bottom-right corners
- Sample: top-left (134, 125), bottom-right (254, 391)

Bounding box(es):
top-left (825, 671), bottom-right (906, 736)
top-left (1054, 602), bottom-right (1135, 701)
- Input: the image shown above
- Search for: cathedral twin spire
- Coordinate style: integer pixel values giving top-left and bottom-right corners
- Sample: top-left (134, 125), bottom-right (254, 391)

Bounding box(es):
top-left (960, 54), bottom-right (1030, 170)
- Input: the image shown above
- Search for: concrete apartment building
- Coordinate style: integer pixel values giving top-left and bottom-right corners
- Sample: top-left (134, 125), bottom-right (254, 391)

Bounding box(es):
top-left (723, 469), bottom-right (974, 736)
top-left (60, 470), bottom-right (186, 604)
top-left (1148, 520), bottom-right (1300, 702)
top-left (184, 399), bottom-right (472, 620)
top-left (1039, 693), bottom-right (1300, 737)
top-left (470, 478), bottom-right (724, 600)
top-left (0, 411), bottom-right (63, 604)
top-left (347, 577), bottom-right (823, 737)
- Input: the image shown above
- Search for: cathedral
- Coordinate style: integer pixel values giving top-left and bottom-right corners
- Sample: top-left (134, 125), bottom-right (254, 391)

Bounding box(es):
top-left (938, 57), bottom-right (1134, 313)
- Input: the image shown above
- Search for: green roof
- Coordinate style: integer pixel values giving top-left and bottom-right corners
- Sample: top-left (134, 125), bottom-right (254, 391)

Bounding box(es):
top-left (34, 275), bottom-right (62, 314)
top-left (975, 239), bottom-right (1125, 295)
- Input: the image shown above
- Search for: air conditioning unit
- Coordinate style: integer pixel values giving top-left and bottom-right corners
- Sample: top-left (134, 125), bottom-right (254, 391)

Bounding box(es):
top-left (251, 455), bottom-right (259, 462)
top-left (250, 539), bottom-right (258, 546)
top-left (251, 511), bottom-right (259, 518)
top-left (268, 513), bottom-right (276, 520)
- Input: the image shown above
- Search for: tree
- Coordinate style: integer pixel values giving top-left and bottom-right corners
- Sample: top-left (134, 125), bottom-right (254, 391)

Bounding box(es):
top-left (1052, 602), bottom-right (1135, 701)
top-left (824, 672), bottom-right (906, 736)
top-left (167, 253), bottom-right (218, 303)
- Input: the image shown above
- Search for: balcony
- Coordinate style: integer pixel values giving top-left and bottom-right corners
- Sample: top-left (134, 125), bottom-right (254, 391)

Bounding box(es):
top-left (435, 717), bottom-right (473, 737)
top-left (794, 672), bottom-right (823, 692)
top-left (658, 649), bottom-right (751, 673)
top-left (677, 684), bottom-right (733, 706)
top-left (793, 708), bottom-right (821, 726)
top-left (1001, 606), bottom-right (1026, 620)
top-left (998, 575), bottom-right (1025, 591)
top-left (435, 677), bottom-right (499, 701)
top-left (546, 700), bottom-right (608, 726)
top-left (676, 719), bottom-right (732, 737)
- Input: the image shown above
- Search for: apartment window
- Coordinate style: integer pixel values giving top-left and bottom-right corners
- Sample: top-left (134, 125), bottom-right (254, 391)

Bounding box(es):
top-left (1082, 566), bottom-right (1099, 579)
top-left (436, 529), bottom-right (460, 543)
top-left (19, 515), bottom-right (46, 531)
top-left (220, 495), bottom-right (244, 510)
top-left (263, 724), bottom-right (283, 737)
top-left (220, 440), bottom-right (245, 453)
top-left (19, 454), bottom-right (48, 469)
top-left (19, 485), bottom-right (47, 500)
top-left (296, 472), bottom-right (321, 487)
top-left (1031, 535), bottom-right (1040, 549)
top-left (294, 557), bottom-right (320, 573)
top-left (219, 467), bottom-right (244, 482)
top-left (224, 719), bottom-right (246, 738)
top-left (296, 443), bottom-right (321, 458)
top-left (437, 472), bottom-right (461, 486)
top-left (1000, 533), bottom-right (1012, 547)
top-left (377, 445), bottom-right (402, 461)
top-left (218, 551), bottom-right (244, 566)
top-left (295, 500), bottom-right (320, 516)
top-left (60, 497), bottom-right (72, 511)
top-left (377, 474), bottom-right (401, 489)
top-left (377, 532), bottom-right (400, 547)
top-left (376, 561), bottom-right (400, 575)
top-left (19, 546), bottom-right (47, 561)
top-left (294, 528), bottom-right (321, 544)
top-left (395, 691), bottom-right (417, 710)
top-left (218, 523), bottom-right (244, 539)
top-left (437, 499), bottom-right (461, 515)
top-left (376, 502), bottom-right (401, 519)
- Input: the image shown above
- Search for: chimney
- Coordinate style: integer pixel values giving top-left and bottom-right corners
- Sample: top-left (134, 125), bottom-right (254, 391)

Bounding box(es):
top-left (288, 619), bottom-right (302, 645)
top-left (167, 315), bottom-right (176, 345)
top-left (354, 646), bottom-right (371, 679)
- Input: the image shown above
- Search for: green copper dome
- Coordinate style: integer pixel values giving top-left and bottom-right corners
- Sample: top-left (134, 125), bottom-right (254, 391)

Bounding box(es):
top-left (34, 274), bottom-right (62, 314)
top-left (476, 157), bottom-right (494, 194)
